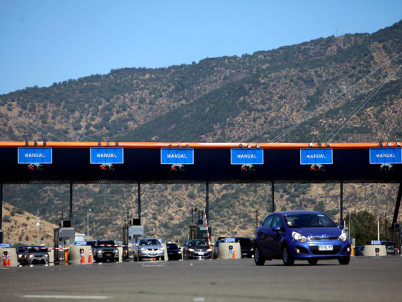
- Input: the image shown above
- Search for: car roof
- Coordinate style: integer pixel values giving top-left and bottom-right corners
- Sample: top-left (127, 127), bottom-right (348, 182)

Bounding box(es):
top-left (270, 210), bottom-right (323, 216)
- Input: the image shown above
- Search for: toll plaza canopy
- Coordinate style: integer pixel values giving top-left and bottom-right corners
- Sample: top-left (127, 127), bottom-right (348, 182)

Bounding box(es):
top-left (0, 141), bottom-right (402, 184)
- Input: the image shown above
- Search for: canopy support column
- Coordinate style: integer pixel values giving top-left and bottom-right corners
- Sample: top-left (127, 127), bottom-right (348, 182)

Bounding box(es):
top-left (271, 181), bottom-right (275, 212)
top-left (392, 183), bottom-right (402, 225)
top-left (339, 181), bottom-right (344, 225)
top-left (138, 182), bottom-right (141, 224)
top-left (69, 182), bottom-right (73, 222)
top-left (206, 182), bottom-right (209, 222)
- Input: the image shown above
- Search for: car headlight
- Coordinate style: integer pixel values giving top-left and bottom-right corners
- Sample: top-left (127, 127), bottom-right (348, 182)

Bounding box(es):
top-left (339, 230), bottom-right (348, 241)
top-left (18, 254), bottom-right (22, 258)
top-left (140, 247), bottom-right (146, 251)
top-left (97, 250), bottom-right (102, 254)
top-left (29, 254), bottom-right (34, 258)
top-left (114, 249), bottom-right (118, 253)
top-left (292, 231), bottom-right (308, 242)
top-left (207, 248), bottom-right (212, 252)
top-left (178, 251), bottom-right (182, 254)
top-left (44, 254), bottom-right (49, 258)
top-left (188, 248), bottom-right (194, 252)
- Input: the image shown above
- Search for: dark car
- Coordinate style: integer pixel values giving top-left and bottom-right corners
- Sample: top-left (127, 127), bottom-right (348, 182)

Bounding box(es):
top-left (17, 246), bottom-right (49, 265)
top-left (166, 243), bottom-right (182, 260)
top-left (218, 237), bottom-right (253, 258)
top-left (183, 239), bottom-right (212, 260)
top-left (382, 241), bottom-right (399, 255)
top-left (254, 210), bottom-right (351, 266)
top-left (92, 240), bottom-right (119, 262)
top-left (354, 245), bottom-right (365, 256)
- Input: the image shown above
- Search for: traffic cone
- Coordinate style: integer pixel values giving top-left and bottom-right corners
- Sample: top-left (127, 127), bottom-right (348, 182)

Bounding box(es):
top-left (88, 249), bottom-right (92, 264)
top-left (233, 249), bottom-right (236, 259)
top-left (7, 255), bottom-right (10, 267)
top-left (3, 254), bottom-right (7, 267)
top-left (80, 250), bottom-right (85, 265)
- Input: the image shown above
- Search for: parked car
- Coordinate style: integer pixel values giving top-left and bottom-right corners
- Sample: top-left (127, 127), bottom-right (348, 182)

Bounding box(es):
top-left (183, 239), bottom-right (212, 260)
top-left (134, 238), bottom-right (164, 261)
top-left (381, 241), bottom-right (399, 255)
top-left (17, 246), bottom-right (49, 265)
top-left (166, 242), bottom-right (182, 260)
top-left (254, 210), bottom-right (351, 266)
top-left (92, 240), bottom-right (119, 262)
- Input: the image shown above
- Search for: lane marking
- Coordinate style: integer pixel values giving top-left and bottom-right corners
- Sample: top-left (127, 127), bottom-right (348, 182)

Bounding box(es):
top-left (22, 295), bottom-right (109, 300)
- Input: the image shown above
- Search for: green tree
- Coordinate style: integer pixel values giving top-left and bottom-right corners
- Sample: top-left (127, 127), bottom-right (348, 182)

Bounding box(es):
top-left (346, 211), bottom-right (377, 246)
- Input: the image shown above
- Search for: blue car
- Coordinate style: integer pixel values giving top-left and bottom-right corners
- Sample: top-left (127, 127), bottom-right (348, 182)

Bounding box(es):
top-left (254, 210), bottom-right (351, 266)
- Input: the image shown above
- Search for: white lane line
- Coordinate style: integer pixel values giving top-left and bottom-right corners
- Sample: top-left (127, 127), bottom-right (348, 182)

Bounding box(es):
top-left (22, 295), bottom-right (109, 300)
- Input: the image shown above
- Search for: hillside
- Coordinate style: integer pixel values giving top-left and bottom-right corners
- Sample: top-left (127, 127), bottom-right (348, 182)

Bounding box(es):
top-left (0, 21), bottom-right (401, 244)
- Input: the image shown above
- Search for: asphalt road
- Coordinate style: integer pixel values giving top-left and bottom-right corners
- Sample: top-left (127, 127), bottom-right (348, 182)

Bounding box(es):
top-left (1, 256), bottom-right (401, 302)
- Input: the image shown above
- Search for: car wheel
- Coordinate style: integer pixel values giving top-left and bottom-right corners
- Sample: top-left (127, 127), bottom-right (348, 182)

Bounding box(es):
top-left (308, 259), bottom-right (318, 265)
top-left (282, 246), bottom-right (294, 266)
top-left (254, 246), bottom-right (265, 266)
top-left (338, 257), bottom-right (350, 265)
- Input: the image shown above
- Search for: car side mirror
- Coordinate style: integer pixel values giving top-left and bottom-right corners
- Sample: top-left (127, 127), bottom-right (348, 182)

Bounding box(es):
top-left (338, 225), bottom-right (344, 229)
top-left (272, 226), bottom-right (281, 232)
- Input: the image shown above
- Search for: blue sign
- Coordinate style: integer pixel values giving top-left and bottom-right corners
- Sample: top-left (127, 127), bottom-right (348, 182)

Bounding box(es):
top-left (224, 237), bottom-right (236, 243)
top-left (300, 149), bottom-right (333, 165)
top-left (18, 147), bottom-right (52, 164)
top-left (90, 148), bottom-right (124, 164)
top-left (230, 149), bottom-right (264, 165)
top-left (75, 241), bottom-right (87, 246)
top-left (371, 240), bottom-right (381, 245)
top-left (369, 148), bottom-right (402, 164)
top-left (0, 243), bottom-right (11, 248)
top-left (161, 148), bottom-right (194, 165)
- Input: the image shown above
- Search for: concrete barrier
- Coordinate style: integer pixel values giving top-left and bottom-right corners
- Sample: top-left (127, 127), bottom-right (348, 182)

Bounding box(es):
top-left (69, 246), bottom-right (93, 265)
top-left (0, 248), bottom-right (18, 267)
top-left (217, 242), bottom-right (241, 259)
top-left (363, 245), bottom-right (387, 256)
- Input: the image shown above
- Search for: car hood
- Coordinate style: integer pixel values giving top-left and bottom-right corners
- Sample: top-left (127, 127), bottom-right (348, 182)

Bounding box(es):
top-left (292, 227), bottom-right (341, 237)
top-left (138, 245), bottom-right (162, 249)
top-left (189, 245), bottom-right (209, 249)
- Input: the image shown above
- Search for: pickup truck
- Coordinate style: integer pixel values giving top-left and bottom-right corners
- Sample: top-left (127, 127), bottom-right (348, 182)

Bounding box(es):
top-left (88, 240), bottom-right (119, 262)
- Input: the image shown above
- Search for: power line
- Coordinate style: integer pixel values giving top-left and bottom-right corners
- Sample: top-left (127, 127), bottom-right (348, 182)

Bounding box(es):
top-left (269, 51), bottom-right (402, 143)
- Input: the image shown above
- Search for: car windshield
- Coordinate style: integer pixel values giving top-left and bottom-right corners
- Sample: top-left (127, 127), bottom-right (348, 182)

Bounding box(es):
top-left (97, 240), bottom-right (115, 245)
top-left (284, 213), bottom-right (336, 228)
top-left (167, 243), bottom-right (178, 249)
top-left (139, 239), bottom-right (160, 246)
top-left (189, 240), bottom-right (207, 247)
top-left (27, 247), bottom-right (48, 253)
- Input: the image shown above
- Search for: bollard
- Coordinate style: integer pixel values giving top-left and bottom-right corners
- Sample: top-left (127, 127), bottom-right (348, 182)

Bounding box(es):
top-left (64, 246), bottom-right (69, 265)
top-left (351, 245), bottom-right (354, 257)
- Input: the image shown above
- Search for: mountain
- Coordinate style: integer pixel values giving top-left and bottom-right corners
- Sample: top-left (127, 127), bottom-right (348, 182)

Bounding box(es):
top-left (0, 21), bottom-right (401, 244)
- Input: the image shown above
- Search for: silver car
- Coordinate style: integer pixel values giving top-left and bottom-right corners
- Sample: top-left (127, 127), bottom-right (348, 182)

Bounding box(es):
top-left (17, 246), bottom-right (49, 265)
top-left (134, 238), bottom-right (164, 261)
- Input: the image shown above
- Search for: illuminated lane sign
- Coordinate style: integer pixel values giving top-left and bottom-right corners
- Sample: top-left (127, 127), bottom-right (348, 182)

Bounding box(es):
top-left (161, 148), bottom-right (194, 165)
top-left (369, 148), bottom-right (402, 164)
top-left (18, 147), bottom-right (52, 164)
top-left (90, 148), bottom-right (124, 164)
top-left (300, 149), bottom-right (333, 165)
top-left (230, 149), bottom-right (264, 165)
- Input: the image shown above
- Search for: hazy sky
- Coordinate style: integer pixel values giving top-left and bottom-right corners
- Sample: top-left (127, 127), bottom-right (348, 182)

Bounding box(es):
top-left (0, 0), bottom-right (401, 95)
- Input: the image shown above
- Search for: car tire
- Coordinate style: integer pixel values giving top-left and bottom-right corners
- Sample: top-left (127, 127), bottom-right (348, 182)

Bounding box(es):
top-left (254, 246), bottom-right (265, 266)
top-left (338, 257), bottom-right (350, 265)
top-left (308, 259), bottom-right (318, 265)
top-left (282, 246), bottom-right (294, 266)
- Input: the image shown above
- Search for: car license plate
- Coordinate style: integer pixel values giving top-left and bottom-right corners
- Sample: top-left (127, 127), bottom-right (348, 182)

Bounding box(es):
top-left (197, 252), bottom-right (204, 255)
top-left (319, 245), bottom-right (333, 251)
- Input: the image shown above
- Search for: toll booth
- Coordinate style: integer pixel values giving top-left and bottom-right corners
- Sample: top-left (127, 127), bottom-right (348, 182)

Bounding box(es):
top-left (123, 219), bottom-right (143, 260)
top-left (54, 220), bottom-right (75, 263)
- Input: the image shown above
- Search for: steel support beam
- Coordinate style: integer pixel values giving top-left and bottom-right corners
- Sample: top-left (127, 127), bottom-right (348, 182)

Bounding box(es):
top-left (138, 182), bottom-right (141, 224)
top-left (69, 182), bottom-right (73, 221)
top-left (393, 183), bottom-right (402, 225)
top-left (206, 182), bottom-right (209, 222)
top-left (271, 181), bottom-right (275, 212)
top-left (340, 181), bottom-right (344, 225)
